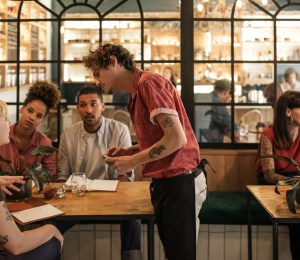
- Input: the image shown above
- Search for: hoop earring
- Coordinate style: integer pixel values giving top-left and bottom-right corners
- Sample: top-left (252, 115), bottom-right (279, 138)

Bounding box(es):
top-left (289, 116), bottom-right (294, 125)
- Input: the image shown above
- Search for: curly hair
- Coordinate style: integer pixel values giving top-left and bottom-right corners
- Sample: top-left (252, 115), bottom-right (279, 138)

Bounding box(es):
top-left (24, 81), bottom-right (61, 114)
top-left (82, 43), bottom-right (136, 71)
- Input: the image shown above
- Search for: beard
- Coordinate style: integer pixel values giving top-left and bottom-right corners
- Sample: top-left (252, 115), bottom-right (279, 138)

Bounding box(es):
top-left (83, 115), bottom-right (102, 130)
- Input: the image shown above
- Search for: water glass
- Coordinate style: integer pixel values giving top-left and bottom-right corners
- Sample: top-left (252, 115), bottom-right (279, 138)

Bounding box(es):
top-left (71, 172), bottom-right (86, 196)
top-left (54, 185), bottom-right (66, 199)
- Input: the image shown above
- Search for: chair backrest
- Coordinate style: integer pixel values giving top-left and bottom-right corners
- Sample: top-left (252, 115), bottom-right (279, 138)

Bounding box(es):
top-left (113, 110), bottom-right (136, 142)
top-left (239, 109), bottom-right (262, 132)
top-left (113, 110), bottom-right (131, 127)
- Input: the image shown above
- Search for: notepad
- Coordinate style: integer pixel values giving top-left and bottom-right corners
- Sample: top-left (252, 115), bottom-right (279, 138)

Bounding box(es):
top-left (65, 176), bottom-right (119, 192)
top-left (11, 204), bottom-right (64, 225)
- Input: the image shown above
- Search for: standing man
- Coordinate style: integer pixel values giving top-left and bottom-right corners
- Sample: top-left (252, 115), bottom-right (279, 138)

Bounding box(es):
top-left (57, 86), bottom-right (142, 260)
top-left (83, 43), bottom-right (207, 260)
top-left (207, 79), bottom-right (240, 142)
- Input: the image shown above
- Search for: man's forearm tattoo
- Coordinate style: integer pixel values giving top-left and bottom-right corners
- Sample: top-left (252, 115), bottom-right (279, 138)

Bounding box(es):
top-left (0, 235), bottom-right (8, 245)
top-left (149, 145), bottom-right (166, 159)
top-left (2, 203), bottom-right (13, 221)
top-left (160, 117), bottom-right (174, 128)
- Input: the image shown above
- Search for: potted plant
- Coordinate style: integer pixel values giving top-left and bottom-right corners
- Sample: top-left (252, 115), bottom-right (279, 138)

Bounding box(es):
top-left (0, 145), bottom-right (57, 200)
top-left (258, 154), bottom-right (300, 214)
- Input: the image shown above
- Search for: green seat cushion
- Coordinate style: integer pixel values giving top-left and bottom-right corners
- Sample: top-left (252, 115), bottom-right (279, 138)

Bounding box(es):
top-left (199, 192), bottom-right (271, 225)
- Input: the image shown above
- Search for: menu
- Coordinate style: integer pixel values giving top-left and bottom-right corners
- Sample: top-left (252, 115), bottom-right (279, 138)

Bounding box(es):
top-left (65, 176), bottom-right (119, 192)
top-left (11, 204), bottom-right (64, 225)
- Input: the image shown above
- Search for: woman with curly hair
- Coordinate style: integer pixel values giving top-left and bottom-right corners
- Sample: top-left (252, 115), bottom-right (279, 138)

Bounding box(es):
top-left (0, 81), bottom-right (60, 180)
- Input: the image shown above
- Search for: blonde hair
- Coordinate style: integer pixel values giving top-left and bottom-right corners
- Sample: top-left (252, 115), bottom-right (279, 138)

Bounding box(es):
top-left (0, 100), bottom-right (8, 118)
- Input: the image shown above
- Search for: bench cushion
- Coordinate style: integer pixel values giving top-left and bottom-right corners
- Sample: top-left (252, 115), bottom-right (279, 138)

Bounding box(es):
top-left (200, 192), bottom-right (271, 225)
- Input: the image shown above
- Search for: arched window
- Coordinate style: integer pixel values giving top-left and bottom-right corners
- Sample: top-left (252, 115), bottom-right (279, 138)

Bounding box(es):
top-left (0, 0), bottom-right (299, 148)
top-left (194, 0), bottom-right (300, 147)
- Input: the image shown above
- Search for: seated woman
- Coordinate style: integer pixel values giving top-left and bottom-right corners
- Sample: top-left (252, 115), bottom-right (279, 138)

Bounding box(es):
top-left (0, 99), bottom-right (63, 260)
top-left (0, 81), bottom-right (60, 181)
top-left (256, 90), bottom-right (300, 260)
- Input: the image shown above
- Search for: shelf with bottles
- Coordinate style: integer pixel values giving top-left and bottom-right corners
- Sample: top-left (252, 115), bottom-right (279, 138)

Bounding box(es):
top-left (63, 63), bottom-right (92, 82)
top-left (0, 64), bottom-right (47, 89)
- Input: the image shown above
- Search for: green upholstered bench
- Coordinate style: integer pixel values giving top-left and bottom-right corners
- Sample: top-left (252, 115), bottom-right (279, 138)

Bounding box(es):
top-left (199, 192), bottom-right (271, 225)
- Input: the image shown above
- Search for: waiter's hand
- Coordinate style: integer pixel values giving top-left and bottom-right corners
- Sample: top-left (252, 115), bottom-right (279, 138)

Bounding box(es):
top-left (106, 146), bottom-right (134, 157)
top-left (105, 156), bottom-right (135, 174)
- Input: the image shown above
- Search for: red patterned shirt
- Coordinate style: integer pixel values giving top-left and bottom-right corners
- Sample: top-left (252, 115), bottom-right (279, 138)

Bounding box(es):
top-left (0, 123), bottom-right (57, 180)
top-left (256, 126), bottom-right (300, 175)
top-left (128, 68), bottom-right (200, 179)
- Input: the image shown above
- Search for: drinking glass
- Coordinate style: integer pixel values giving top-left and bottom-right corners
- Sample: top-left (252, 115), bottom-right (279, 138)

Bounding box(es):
top-left (71, 172), bottom-right (86, 196)
top-left (54, 185), bottom-right (66, 199)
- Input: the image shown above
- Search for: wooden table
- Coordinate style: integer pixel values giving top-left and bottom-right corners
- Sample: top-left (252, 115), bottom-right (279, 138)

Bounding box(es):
top-left (35, 181), bottom-right (155, 260)
top-left (247, 185), bottom-right (300, 260)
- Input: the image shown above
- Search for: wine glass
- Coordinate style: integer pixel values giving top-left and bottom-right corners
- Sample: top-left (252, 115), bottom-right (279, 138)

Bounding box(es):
top-left (71, 172), bottom-right (86, 196)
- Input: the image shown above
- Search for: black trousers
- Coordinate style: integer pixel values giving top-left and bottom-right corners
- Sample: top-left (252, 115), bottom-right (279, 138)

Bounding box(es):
top-left (150, 173), bottom-right (196, 260)
top-left (0, 238), bottom-right (61, 260)
top-left (288, 224), bottom-right (300, 260)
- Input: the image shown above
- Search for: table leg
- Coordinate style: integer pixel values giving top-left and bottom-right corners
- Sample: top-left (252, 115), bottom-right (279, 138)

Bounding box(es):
top-left (247, 191), bottom-right (253, 260)
top-left (272, 221), bottom-right (278, 260)
top-left (147, 217), bottom-right (154, 260)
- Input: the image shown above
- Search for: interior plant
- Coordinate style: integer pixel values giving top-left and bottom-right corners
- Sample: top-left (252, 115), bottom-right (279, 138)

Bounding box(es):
top-left (0, 145), bottom-right (57, 194)
top-left (258, 154), bottom-right (300, 214)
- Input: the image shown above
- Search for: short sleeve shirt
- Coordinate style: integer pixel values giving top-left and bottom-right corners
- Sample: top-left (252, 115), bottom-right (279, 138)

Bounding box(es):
top-left (256, 126), bottom-right (300, 175)
top-left (0, 123), bottom-right (57, 179)
top-left (128, 68), bottom-right (200, 178)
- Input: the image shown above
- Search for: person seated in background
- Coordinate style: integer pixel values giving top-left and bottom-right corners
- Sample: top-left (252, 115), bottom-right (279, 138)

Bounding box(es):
top-left (0, 81), bottom-right (60, 181)
top-left (113, 90), bottom-right (130, 111)
top-left (280, 67), bottom-right (300, 92)
top-left (256, 91), bottom-right (300, 260)
top-left (206, 79), bottom-right (240, 142)
top-left (0, 99), bottom-right (63, 260)
top-left (57, 86), bottom-right (142, 260)
top-left (162, 66), bottom-right (177, 88)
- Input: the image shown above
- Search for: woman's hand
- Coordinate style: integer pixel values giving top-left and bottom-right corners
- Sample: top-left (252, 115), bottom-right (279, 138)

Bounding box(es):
top-left (0, 176), bottom-right (25, 195)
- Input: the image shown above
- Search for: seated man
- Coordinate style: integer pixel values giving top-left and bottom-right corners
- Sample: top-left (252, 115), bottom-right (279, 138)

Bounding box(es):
top-left (57, 85), bottom-right (142, 260)
top-left (206, 79), bottom-right (240, 142)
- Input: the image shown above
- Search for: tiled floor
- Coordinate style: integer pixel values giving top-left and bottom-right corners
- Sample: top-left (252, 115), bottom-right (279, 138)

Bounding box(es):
top-left (59, 223), bottom-right (291, 260)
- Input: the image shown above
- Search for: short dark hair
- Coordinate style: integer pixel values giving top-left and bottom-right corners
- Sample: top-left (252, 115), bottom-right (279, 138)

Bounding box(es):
top-left (77, 85), bottom-right (103, 103)
top-left (82, 43), bottom-right (136, 71)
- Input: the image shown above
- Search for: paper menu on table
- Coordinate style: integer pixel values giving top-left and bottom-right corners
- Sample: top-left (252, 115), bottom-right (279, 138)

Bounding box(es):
top-left (65, 176), bottom-right (119, 191)
top-left (87, 179), bottom-right (119, 191)
top-left (11, 204), bottom-right (64, 225)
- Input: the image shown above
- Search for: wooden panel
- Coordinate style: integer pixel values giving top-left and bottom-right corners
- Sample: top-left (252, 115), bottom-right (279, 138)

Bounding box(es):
top-left (202, 149), bottom-right (257, 192)
top-left (138, 149), bottom-right (257, 192)
top-left (225, 154), bottom-right (239, 191)
top-left (201, 153), bottom-right (226, 191)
